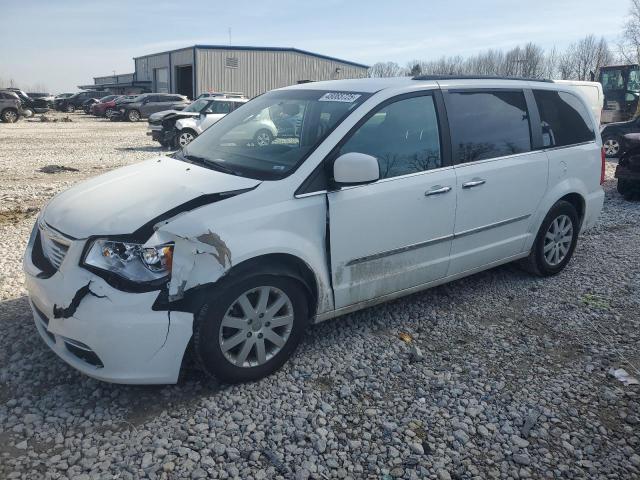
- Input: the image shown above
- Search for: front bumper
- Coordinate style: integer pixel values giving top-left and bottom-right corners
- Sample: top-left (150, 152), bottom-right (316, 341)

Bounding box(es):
top-left (23, 225), bottom-right (193, 384)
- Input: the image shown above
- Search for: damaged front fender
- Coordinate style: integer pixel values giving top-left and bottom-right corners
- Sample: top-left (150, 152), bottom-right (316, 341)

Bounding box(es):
top-left (147, 228), bottom-right (234, 301)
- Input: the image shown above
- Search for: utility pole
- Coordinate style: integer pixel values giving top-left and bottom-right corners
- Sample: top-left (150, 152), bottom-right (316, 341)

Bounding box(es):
top-left (228, 27), bottom-right (232, 46)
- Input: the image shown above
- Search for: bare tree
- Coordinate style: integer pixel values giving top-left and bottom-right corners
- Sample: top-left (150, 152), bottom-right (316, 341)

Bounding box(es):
top-left (621, 0), bottom-right (640, 63)
top-left (368, 62), bottom-right (406, 77)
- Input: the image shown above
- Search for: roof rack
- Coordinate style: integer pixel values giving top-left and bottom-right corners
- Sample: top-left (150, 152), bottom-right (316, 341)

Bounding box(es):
top-left (412, 74), bottom-right (553, 83)
top-left (201, 91), bottom-right (246, 98)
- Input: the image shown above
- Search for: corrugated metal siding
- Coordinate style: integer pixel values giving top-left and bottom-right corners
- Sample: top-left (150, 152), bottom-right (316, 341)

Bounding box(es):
top-left (93, 73), bottom-right (135, 86)
top-left (135, 53), bottom-right (170, 86)
top-left (195, 49), bottom-right (368, 98)
top-left (170, 48), bottom-right (193, 67)
top-left (94, 76), bottom-right (115, 85)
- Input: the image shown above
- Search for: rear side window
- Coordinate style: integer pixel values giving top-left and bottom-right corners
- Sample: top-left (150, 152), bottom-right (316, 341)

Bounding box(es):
top-left (533, 90), bottom-right (595, 148)
top-left (447, 90), bottom-right (531, 163)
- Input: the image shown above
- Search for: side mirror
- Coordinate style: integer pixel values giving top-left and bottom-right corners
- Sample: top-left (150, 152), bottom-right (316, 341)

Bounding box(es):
top-left (333, 152), bottom-right (379, 185)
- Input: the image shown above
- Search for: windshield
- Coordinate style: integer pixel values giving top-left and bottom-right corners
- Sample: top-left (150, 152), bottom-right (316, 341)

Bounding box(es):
top-left (180, 89), bottom-right (370, 180)
top-left (183, 98), bottom-right (209, 112)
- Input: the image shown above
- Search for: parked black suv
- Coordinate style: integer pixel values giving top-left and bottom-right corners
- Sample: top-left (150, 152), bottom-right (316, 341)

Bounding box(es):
top-left (55, 91), bottom-right (108, 113)
top-left (601, 116), bottom-right (640, 158)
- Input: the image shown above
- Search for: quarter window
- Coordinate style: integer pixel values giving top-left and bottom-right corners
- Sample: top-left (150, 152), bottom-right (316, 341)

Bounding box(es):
top-left (339, 95), bottom-right (442, 179)
top-left (533, 90), bottom-right (595, 148)
top-left (447, 90), bottom-right (531, 163)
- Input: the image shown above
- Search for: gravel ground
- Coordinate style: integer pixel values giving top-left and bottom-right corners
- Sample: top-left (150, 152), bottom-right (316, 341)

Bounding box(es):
top-left (0, 112), bottom-right (639, 479)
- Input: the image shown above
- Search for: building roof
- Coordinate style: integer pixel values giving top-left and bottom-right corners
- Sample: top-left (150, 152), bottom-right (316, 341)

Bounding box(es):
top-left (133, 45), bottom-right (369, 69)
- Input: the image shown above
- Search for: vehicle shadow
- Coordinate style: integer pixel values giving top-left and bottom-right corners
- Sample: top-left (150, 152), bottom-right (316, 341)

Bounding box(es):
top-left (0, 262), bottom-right (531, 434)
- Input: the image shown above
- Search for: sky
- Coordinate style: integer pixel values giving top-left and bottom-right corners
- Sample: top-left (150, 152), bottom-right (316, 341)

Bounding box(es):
top-left (0, 0), bottom-right (632, 93)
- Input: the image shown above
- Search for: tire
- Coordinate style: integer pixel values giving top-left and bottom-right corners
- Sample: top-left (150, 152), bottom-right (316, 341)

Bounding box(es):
top-left (65, 104), bottom-right (75, 113)
top-left (177, 129), bottom-right (197, 148)
top-left (602, 135), bottom-right (621, 158)
top-left (253, 129), bottom-right (273, 147)
top-left (127, 109), bottom-right (140, 122)
top-left (193, 274), bottom-right (310, 383)
top-left (617, 179), bottom-right (630, 195)
top-left (105, 108), bottom-right (114, 118)
top-left (22, 108), bottom-right (34, 118)
top-left (521, 200), bottom-right (579, 276)
top-left (1, 108), bottom-right (19, 123)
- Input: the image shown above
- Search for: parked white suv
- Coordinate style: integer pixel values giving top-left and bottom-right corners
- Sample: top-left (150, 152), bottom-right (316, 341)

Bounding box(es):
top-left (24, 77), bottom-right (605, 384)
top-left (174, 96), bottom-right (248, 147)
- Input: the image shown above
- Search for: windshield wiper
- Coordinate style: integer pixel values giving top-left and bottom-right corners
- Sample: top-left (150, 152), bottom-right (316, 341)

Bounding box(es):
top-left (182, 153), bottom-right (241, 176)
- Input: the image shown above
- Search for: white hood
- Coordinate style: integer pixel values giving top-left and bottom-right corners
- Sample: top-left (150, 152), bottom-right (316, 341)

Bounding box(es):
top-left (42, 157), bottom-right (260, 238)
top-left (148, 110), bottom-right (199, 122)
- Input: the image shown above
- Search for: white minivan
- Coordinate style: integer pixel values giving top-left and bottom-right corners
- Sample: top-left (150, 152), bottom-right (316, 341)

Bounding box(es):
top-left (24, 77), bottom-right (605, 384)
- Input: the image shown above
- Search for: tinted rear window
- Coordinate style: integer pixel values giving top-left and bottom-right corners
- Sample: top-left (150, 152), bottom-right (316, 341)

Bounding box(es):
top-left (533, 90), bottom-right (595, 148)
top-left (447, 90), bottom-right (531, 163)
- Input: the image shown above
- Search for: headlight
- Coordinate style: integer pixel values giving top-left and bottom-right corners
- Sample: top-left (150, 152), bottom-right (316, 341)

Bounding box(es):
top-left (83, 239), bottom-right (173, 283)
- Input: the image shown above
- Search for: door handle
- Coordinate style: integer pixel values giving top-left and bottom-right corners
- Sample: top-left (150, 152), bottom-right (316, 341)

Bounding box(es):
top-left (424, 185), bottom-right (452, 196)
top-left (462, 179), bottom-right (486, 189)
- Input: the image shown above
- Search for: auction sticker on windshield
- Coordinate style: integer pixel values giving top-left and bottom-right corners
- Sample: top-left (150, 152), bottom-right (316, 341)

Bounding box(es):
top-left (319, 92), bottom-right (362, 103)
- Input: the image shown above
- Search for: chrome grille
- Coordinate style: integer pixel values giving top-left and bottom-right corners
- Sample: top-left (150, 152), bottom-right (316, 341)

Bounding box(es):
top-left (39, 223), bottom-right (71, 270)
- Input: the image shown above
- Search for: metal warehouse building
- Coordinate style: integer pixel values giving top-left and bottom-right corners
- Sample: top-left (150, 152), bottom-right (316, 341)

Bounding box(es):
top-left (84, 45), bottom-right (369, 99)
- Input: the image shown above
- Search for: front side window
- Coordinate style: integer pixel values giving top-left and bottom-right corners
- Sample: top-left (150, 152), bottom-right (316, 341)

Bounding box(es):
top-left (210, 101), bottom-right (233, 114)
top-left (601, 69), bottom-right (625, 92)
top-left (179, 90), bottom-right (370, 180)
top-left (339, 95), bottom-right (442, 179)
top-left (533, 90), bottom-right (595, 148)
top-left (628, 69), bottom-right (640, 93)
top-left (447, 90), bottom-right (531, 163)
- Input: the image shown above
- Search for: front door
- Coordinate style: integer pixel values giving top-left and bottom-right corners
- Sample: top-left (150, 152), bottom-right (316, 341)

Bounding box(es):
top-left (444, 89), bottom-right (548, 275)
top-left (327, 93), bottom-right (457, 308)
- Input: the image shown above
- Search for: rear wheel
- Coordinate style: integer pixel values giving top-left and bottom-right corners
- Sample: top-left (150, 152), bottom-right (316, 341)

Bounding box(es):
top-left (603, 136), bottom-right (621, 158)
top-left (521, 200), bottom-right (579, 276)
top-left (193, 275), bottom-right (309, 383)
top-left (1, 108), bottom-right (18, 123)
top-left (177, 129), bottom-right (196, 148)
top-left (127, 109), bottom-right (140, 122)
top-left (105, 108), bottom-right (114, 118)
top-left (65, 104), bottom-right (75, 113)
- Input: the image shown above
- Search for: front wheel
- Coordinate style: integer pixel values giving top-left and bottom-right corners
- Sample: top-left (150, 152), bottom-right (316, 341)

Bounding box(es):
top-left (521, 200), bottom-right (579, 276)
top-left (65, 104), bottom-right (75, 113)
top-left (1, 108), bottom-right (18, 123)
top-left (253, 129), bottom-right (273, 147)
top-left (105, 108), bottom-right (114, 118)
top-left (22, 108), bottom-right (34, 118)
top-left (127, 109), bottom-right (140, 122)
top-left (177, 129), bottom-right (196, 148)
top-left (193, 275), bottom-right (309, 383)
top-left (603, 136), bottom-right (621, 158)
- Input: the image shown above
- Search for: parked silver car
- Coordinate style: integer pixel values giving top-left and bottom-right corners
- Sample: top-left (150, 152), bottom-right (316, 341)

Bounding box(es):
top-left (0, 91), bottom-right (22, 123)
top-left (114, 93), bottom-right (190, 122)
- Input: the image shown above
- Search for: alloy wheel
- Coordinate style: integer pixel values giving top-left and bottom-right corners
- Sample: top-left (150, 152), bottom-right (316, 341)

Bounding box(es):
top-left (255, 131), bottom-right (271, 147)
top-left (603, 138), bottom-right (620, 157)
top-left (543, 214), bottom-right (574, 266)
top-left (178, 131), bottom-right (194, 147)
top-left (4, 110), bottom-right (18, 123)
top-left (128, 110), bottom-right (140, 122)
top-left (218, 286), bottom-right (294, 368)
